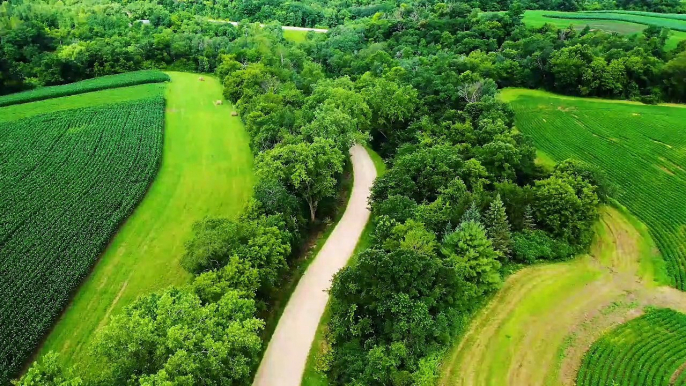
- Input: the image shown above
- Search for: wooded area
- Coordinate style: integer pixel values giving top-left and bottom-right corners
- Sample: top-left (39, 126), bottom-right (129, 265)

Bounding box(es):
top-left (2, 0), bottom-right (686, 384)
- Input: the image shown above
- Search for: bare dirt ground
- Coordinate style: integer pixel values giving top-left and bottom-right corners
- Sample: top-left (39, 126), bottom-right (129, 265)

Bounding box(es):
top-left (439, 206), bottom-right (686, 386)
top-left (252, 145), bottom-right (377, 386)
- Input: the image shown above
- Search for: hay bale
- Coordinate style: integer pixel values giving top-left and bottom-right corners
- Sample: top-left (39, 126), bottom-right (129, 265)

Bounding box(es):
top-left (214, 100), bottom-right (223, 106)
top-left (198, 76), bottom-right (205, 81)
top-left (231, 111), bottom-right (238, 116)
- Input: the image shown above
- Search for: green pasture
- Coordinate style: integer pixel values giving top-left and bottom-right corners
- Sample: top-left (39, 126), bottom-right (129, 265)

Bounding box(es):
top-left (38, 72), bottom-right (254, 376)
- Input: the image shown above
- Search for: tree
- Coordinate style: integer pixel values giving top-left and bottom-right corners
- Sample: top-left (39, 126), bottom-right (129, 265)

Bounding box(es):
top-left (327, 247), bottom-right (469, 385)
top-left (461, 201), bottom-right (482, 224)
top-left (256, 137), bottom-right (346, 222)
top-left (523, 204), bottom-right (536, 231)
top-left (181, 217), bottom-right (290, 290)
top-left (91, 288), bottom-right (263, 386)
top-left (442, 221), bottom-right (502, 293)
top-left (484, 194), bottom-right (512, 257)
top-left (663, 51), bottom-right (686, 102)
top-left (532, 176), bottom-right (599, 246)
top-left (12, 353), bottom-right (81, 386)
top-left (300, 104), bottom-right (366, 152)
top-left (191, 256), bottom-right (261, 303)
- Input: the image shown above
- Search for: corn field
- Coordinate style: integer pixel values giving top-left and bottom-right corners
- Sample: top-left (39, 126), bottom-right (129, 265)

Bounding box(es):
top-left (0, 70), bottom-right (169, 108)
top-left (0, 97), bottom-right (164, 383)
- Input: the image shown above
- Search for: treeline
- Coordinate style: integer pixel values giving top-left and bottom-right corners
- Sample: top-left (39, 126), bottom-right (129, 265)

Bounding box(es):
top-left (2, 0), bottom-right (686, 101)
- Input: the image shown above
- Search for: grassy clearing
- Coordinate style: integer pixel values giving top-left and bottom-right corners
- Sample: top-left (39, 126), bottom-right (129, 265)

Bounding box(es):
top-left (504, 88), bottom-right (686, 288)
top-left (38, 72), bottom-right (254, 377)
top-left (283, 29), bottom-right (309, 42)
top-left (301, 145), bottom-right (385, 386)
top-left (521, 10), bottom-right (686, 50)
top-left (438, 206), bottom-right (686, 386)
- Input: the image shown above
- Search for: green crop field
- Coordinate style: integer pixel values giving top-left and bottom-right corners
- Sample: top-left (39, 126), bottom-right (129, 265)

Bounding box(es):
top-left (544, 10), bottom-right (686, 32)
top-left (503, 88), bottom-right (686, 289)
top-left (0, 96), bottom-right (165, 382)
top-left (577, 308), bottom-right (686, 386)
top-left (0, 70), bottom-right (169, 107)
top-left (521, 10), bottom-right (686, 50)
top-left (38, 72), bottom-right (254, 378)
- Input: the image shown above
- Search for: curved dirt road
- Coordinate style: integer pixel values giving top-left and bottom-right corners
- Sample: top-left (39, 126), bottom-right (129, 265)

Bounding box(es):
top-left (253, 145), bottom-right (377, 386)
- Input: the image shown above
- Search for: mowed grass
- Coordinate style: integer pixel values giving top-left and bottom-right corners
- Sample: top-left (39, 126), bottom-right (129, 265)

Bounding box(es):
top-left (439, 206), bottom-right (686, 386)
top-left (521, 10), bottom-right (686, 50)
top-left (503, 88), bottom-right (686, 288)
top-left (38, 71), bottom-right (254, 376)
top-left (283, 29), bottom-right (310, 42)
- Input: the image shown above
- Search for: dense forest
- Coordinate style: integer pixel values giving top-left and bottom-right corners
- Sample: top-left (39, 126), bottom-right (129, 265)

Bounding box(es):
top-left (2, 0), bottom-right (686, 384)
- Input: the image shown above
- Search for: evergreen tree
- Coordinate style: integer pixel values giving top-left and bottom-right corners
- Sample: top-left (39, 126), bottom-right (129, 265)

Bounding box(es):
top-left (461, 201), bottom-right (482, 225)
top-left (484, 194), bottom-right (512, 257)
top-left (442, 221), bottom-right (502, 293)
top-left (523, 204), bottom-right (536, 231)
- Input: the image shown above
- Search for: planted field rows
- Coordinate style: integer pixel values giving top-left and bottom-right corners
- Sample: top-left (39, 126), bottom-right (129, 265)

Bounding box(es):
top-left (508, 91), bottom-right (686, 290)
top-left (542, 11), bottom-right (686, 32)
top-left (577, 308), bottom-right (686, 386)
top-left (0, 70), bottom-right (169, 107)
top-left (0, 97), bottom-right (165, 382)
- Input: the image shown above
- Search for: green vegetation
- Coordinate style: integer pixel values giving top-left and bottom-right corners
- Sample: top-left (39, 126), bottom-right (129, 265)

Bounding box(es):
top-left (577, 308), bottom-right (686, 386)
top-left (438, 206), bottom-right (685, 386)
top-left (504, 88), bottom-right (685, 288)
top-left (283, 29), bottom-right (310, 42)
top-left (520, 10), bottom-right (686, 49)
top-left (544, 10), bottom-right (686, 32)
top-left (5, 0), bottom-right (686, 383)
top-left (39, 72), bottom-right (255, 376)
top-left (301, 146), bottom-right (384, 386)
top-left (0, 70), bottom-right (169, 107)
top-left (0, 83), bottom-right (166, 123)
top-left (0, 96), bottom-right (165, 383)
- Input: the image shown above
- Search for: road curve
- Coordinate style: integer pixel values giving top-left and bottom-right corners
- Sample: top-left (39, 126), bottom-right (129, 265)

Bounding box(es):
top-left (252, 144), bottom-right (377, 386)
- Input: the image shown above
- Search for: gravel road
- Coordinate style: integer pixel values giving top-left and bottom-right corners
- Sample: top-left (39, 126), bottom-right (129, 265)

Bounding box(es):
top-left (252, 144), bottom-right (377, 386)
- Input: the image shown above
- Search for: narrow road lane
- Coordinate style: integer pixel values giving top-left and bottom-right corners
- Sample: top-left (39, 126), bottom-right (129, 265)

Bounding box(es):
top-left (252, 144), bottom-right (377, 386)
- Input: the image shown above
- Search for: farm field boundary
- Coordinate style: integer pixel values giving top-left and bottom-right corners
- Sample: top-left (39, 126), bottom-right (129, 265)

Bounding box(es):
top-left (542, 11), bottom-right (686, 32)
top-left (502, 88), bottom-right (686, 288)
top-left (439, 206), bottom-right (686, 386)
top-left (519, 10), bottom-right (686, 49)
top-left (0, 70), bottom-right (169, 107)
top-left (38, 72), bottom-right (254, 379)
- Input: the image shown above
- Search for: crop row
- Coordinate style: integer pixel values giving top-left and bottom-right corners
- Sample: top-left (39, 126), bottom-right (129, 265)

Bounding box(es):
top-left (584, 10), bottom-right (686, 22)
top-left (0, 97), bottom-right (165, 383)
top-left (512, 98), bottom-right (686, 290)
top-left (0, 70), bottom-right (170, 107)
top-left (577, 308), bottom-right (686, 386)
top-left (542, 11), bottom-right (686, 32)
